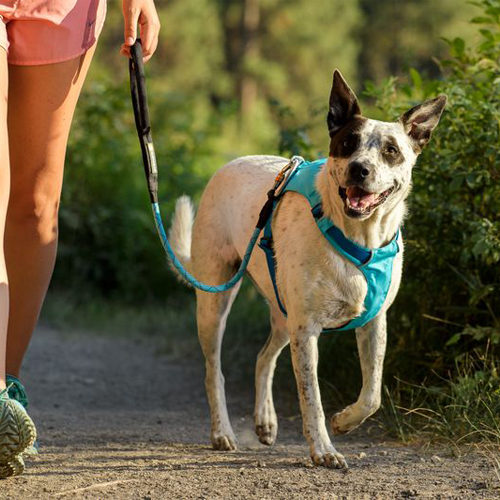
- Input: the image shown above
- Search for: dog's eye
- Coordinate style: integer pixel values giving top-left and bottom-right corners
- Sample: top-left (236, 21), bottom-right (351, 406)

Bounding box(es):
top-left (386, 145), bottom-right (399, 155)
top-left (343, 135), bottom-right (355, 149)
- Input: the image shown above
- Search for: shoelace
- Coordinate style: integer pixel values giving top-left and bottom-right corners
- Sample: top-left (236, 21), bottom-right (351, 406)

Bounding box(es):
top-left (0, 387), bottom-right (8, 401)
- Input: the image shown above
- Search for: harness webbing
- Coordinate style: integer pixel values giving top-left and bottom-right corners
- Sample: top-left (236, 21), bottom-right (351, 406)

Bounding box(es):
top-left (259, 158), bottom-right (400, 332)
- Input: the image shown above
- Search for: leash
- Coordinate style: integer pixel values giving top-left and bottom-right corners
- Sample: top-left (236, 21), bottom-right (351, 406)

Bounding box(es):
top-left (129, 40), bottom-right (300, 292)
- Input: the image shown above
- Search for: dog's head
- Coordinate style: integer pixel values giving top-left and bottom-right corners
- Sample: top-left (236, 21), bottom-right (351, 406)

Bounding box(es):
top-left (326, 70), bottom-right (446, 220)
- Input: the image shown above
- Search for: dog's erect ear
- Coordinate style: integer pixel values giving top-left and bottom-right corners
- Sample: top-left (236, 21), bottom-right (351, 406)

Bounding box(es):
top-left (327, 69), bottom-right (361, 137)
top-left (399, 95), bottom-right (447, 151)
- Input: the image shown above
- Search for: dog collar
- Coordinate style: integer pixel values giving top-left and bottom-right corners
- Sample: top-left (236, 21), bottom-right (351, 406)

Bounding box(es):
top-left (259, 158), bottom-right (400, 332)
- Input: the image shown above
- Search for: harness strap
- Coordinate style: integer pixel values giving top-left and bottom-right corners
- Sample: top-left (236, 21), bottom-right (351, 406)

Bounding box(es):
top-left (258, 210), bottom-right (288, 316)
top-left (321, 221), bottom-right (371, 265)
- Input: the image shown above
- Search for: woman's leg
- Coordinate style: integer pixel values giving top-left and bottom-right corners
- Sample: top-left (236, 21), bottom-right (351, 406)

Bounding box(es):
top-left (5, 47), bottom-right (96, 377)
top-left (0, 48), bottom-right (10, 390)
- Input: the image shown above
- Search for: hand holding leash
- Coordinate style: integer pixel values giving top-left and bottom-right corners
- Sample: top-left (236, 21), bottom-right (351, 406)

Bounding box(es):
top-left (121, 0), bottom-right (160, 62)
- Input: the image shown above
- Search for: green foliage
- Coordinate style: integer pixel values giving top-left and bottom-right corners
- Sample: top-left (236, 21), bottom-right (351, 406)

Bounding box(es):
top-left (381, 353), bottom-right (500, 445)
top-left (357, 0), bottom-right (480, 82)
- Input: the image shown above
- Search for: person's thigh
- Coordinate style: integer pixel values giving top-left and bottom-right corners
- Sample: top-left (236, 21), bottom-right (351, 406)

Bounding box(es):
top-left (6, 46), bottom-right (96, 234)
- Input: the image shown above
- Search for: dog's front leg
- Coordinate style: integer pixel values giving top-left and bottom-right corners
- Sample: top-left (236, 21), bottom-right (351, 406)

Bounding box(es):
top-left (289, 324), bottom-right (348, 468)
top-left (331, 312), bottom-right (387, 434)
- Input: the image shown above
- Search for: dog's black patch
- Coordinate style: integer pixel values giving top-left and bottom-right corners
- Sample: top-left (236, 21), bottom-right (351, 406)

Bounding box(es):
top-left (381, 136), bottom-right (405, 166)
top-left (329, 117), bottom-right (366, 158)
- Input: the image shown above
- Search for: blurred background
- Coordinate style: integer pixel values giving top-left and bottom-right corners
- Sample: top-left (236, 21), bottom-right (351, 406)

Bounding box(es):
top-left (44, 0), bottom-right (499, 445)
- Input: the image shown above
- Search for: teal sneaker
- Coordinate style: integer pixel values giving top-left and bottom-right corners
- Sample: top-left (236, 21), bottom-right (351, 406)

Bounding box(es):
top-left (0, 387), bottom-right (37, 479)
top-left (6, 375), bottom-right (38, 456)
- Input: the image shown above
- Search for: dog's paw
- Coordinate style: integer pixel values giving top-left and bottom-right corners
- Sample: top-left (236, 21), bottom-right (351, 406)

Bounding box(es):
top-left (331, 406), bottom-right (369, 435)
top-left (211, 433), bottom-right (237, 451)
top-left (311, 450), bottom-right (348, 469)
top-left (330, 411), bottom-right (353, 435)
top-left (255, 422), bottom-right (277, 446)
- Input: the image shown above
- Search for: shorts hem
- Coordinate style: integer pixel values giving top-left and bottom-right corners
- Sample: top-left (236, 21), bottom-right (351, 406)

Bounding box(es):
top-left (8, 42), bottom-right (97, 66)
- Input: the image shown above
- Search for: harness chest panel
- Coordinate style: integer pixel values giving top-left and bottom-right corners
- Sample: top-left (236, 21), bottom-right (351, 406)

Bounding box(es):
top-left (259, 158), bottom-right (400, 332)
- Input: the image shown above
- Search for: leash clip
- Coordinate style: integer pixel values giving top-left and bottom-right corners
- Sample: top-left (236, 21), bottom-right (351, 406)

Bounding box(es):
top-left (275, 155), bottom-right (304, 196)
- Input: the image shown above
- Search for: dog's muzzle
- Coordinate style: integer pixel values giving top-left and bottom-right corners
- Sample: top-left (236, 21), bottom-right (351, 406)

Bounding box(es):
top-left (338, 184), bottom-right (395, 218)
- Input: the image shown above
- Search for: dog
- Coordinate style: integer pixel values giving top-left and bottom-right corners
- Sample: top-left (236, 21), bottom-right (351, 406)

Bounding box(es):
top-left (169, 70), bottom-right (446, 468)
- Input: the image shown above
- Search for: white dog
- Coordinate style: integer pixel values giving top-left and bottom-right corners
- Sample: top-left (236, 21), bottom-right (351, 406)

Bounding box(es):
top-left (169, 70), bottom-right (446, 468)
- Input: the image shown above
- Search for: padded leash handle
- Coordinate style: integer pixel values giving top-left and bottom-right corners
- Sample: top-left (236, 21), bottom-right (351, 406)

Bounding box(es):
top-left (129, 40), bottom-right (158, 203)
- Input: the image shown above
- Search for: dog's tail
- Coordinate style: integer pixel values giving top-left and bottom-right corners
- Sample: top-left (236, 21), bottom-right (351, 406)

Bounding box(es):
top-left (168, 195), bottom-right (195, 285)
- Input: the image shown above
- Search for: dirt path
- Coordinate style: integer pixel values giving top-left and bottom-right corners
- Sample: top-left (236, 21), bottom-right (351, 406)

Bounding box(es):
top-left (1, 326), bottom-right (498, 499)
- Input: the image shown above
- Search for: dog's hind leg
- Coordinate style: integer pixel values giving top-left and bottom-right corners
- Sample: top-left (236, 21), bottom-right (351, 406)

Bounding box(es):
top-left (331, 312), bottom-right (387, 435)
top-left (196, 282), bottom-right (241, 451)
top-left (254, 308), bottom-right (289, 445)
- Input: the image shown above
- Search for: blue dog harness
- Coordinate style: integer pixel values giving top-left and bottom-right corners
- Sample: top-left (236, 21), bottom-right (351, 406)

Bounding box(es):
top-left (258, 158), bottom-right (401, 332)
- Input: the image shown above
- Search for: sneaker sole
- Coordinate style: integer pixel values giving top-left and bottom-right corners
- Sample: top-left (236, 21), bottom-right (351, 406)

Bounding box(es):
top-left (0, 400), bottom-right (37, 478)
top-left (0, 455), bottom-right (25, 478)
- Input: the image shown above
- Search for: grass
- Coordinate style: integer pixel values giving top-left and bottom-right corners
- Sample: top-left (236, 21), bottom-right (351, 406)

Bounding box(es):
top-left (379, 349), bottom-right (500, 449)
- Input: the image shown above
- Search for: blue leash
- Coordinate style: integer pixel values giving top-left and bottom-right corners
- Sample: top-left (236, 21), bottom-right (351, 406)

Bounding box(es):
top-left (129, 40), bottom-right (292, 292)
top-left (152, 203), bottom-right (262, 292)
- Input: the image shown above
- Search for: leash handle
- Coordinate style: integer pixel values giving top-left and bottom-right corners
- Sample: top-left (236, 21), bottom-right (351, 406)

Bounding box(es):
top-left (129, 39), bottom-right (158, 203)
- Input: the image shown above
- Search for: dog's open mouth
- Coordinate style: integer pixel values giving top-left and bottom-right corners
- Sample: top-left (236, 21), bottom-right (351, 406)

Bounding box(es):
top-left (339, 185), bottom-right (395, 218)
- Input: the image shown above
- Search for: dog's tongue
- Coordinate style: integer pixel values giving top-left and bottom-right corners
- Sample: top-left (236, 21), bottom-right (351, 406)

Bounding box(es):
top-left (346, 186), bottom-right (378, 209)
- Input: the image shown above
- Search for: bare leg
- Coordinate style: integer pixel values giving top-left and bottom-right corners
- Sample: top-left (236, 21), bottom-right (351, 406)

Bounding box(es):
top-left (289, 324), bottom-right (347, 468)
top-left (5, 47), bottom-right (96, 376)
top-left (0, 49), bottom-right (9, 390)
top-left (254, 307), bottom-right (288, 445)
top-left (197, 282), bottom-right (241, 451)
top-left (331, 313), bottom-right (387, 434)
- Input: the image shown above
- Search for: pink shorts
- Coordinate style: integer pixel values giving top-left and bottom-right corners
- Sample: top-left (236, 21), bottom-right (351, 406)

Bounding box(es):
top-left (0, 0), bottom-right (106, 66)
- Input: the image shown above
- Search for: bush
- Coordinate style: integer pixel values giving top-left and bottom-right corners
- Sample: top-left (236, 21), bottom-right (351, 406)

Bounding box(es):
top-left (361, 0), bottom-right (500, 443)
top-left (365, 0), bottom-right (500, 379)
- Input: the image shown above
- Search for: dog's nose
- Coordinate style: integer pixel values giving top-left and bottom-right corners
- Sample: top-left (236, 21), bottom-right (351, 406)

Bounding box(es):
top-left (348, 161), bottom-right (370, 182)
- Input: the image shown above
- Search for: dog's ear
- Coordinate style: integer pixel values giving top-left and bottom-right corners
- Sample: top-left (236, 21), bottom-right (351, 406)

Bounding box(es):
top-left (399, 95), bottom-right (447, 151)
top-left (327, 70), bottom-right (361, 137)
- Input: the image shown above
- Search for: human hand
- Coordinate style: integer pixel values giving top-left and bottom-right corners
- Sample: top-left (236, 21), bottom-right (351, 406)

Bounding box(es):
top-left (121, 0), bottom-right (160, 63)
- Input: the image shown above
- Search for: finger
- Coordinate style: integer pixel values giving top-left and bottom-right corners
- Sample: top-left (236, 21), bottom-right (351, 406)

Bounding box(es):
top-left (123, 4), bottom-right (141, 46)
top-left (142, 35), bottom-right (158, 63)
top-left (139, 13), bottom-right (160, 61)
top-left (120, 45), bottom-right (131, 58)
